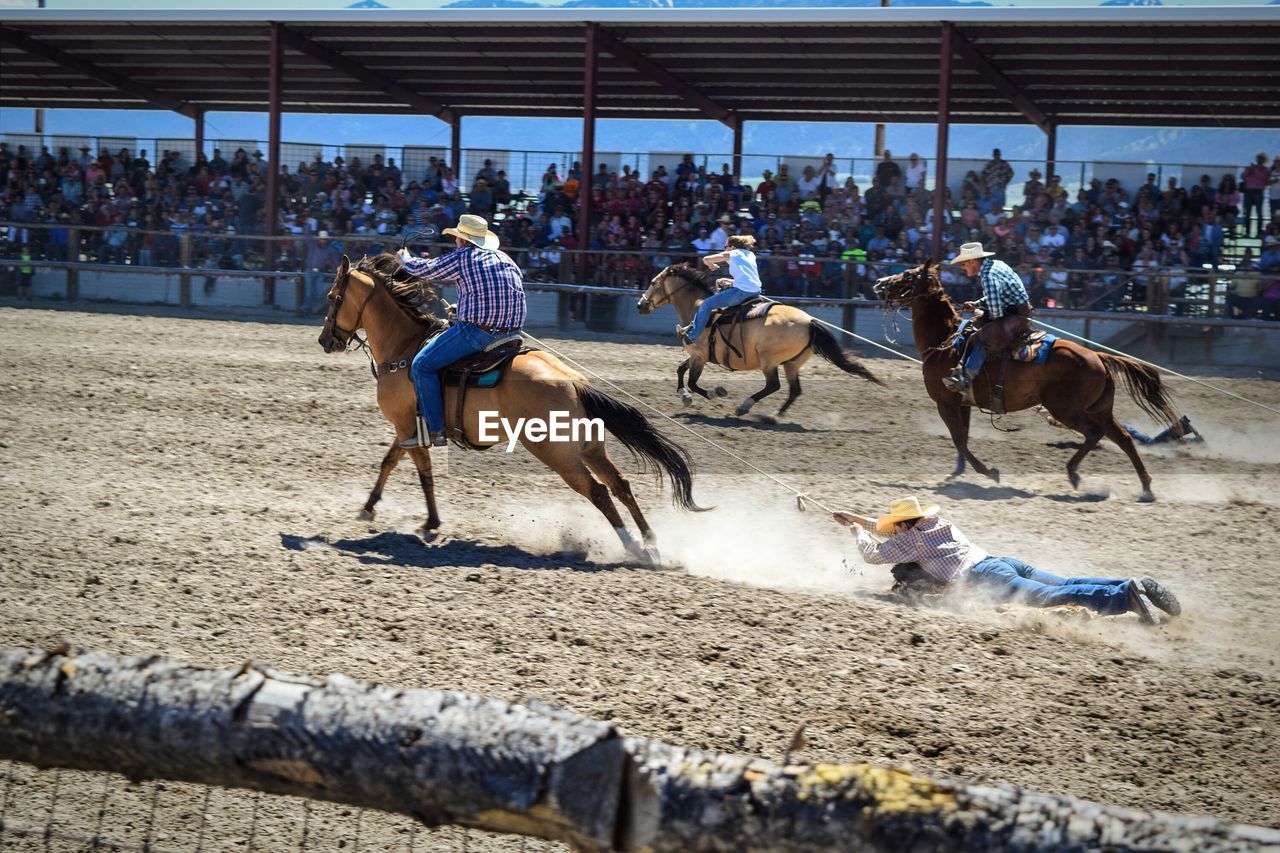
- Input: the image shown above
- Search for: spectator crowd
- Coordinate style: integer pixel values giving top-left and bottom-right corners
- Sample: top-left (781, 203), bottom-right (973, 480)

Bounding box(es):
top-left (2, 139), bottom-right (1279, 319)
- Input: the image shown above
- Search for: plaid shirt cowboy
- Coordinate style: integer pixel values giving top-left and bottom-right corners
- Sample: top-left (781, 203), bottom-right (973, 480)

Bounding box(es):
top-left (976, 257), bottom-right (1031, 318)
top-left (853, 517), bottom-right (988, 584)
top-left (402, 246), bottom-right (527, 331)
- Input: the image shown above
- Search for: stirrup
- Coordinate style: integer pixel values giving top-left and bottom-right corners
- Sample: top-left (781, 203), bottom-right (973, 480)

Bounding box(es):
top-left (941, 373), bottom-right (968, 393)
top-left (400, 418), bottom-right (448, 449)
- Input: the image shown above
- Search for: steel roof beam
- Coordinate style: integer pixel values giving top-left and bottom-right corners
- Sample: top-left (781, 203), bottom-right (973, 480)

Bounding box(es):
top-left (949, 27), bottom-right (1052, 133)
top-left (0, 25), bottom-right (200, 118)
top-left (594, 27), bottom-right (737, 127)
top-left (274, 25), bottom-right (455, 123)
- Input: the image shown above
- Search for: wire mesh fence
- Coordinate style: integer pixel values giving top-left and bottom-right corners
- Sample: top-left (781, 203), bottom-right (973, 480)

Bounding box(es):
top-left (0, 761), bottom-right (569, 853)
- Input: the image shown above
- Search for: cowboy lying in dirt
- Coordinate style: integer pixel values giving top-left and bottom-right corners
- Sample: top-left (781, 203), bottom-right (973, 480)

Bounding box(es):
top-left (834, 497), bottom-right (1181, 625)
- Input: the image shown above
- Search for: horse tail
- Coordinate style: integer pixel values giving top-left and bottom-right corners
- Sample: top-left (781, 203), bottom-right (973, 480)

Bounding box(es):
top-left (575, 384), bottom-right (709, 512)
top-left (1099, 353), bottom-right (1181, 431)
top-left (808, 322), bottom-right (885, 386)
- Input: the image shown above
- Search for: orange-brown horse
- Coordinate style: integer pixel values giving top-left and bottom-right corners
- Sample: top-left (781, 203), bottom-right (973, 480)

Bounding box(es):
top-left (875, 260), bottom-right (1182, 501)
top-left (317, 254), bottom-right (704, 564)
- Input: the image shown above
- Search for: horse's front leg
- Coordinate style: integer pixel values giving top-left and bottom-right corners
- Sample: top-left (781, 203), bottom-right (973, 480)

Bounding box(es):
top-left (405, 446), bottom-right (442, 536)
top-left (937, 399), bottom-right (1000, 483)
top-left (687, 357), bottom-right (727, 400)
top-left (361, 444), bottom-right (406, 521)
top-left (676, 358), bottom-right (693, 406)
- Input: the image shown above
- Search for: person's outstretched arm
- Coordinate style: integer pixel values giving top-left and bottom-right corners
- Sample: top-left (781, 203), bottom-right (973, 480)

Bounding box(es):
top-left (702, 250), bottom-right (730, 267)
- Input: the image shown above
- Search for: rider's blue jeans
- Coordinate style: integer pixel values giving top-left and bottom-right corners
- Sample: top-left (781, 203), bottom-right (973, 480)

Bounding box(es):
top-left (410, 322), bottom-right (506, 434)
top-left (964, 556), bottom-right (1131, 615)
top-left (687, 287), bottom-right (754, 341)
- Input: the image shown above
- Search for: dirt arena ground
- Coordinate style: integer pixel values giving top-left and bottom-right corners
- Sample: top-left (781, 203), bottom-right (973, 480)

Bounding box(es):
top-left (1, 305), bottom-right (1278, 847)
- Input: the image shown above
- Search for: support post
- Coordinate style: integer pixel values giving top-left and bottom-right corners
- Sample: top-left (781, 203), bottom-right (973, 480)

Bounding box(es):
top-left (194, 107), bottom-right (205, 162)
top-left (731, 118), bottom-right (743, 184)
top-left (577, 22), bottom-right (598, 287)
top-left (265, 21), bottom-right (284, 307)
top-left (179, 232), bottom-right (193, 309)
top-left (450, 116), bottom-right (462, 183)
top-left (1045, 121), bottom-right (1057, 185)
top-left (930, 22), bottom-right (953, 263)
top-left (65, 227), bottom-right (78, 301)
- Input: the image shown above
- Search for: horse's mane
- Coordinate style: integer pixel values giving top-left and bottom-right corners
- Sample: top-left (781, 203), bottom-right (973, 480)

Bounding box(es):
top-left (355, 253), bottom-right (448, 331)
top-left (917, 263), bottom-right (961, 337)
top-left (660, 261), bottom-right (718, 295)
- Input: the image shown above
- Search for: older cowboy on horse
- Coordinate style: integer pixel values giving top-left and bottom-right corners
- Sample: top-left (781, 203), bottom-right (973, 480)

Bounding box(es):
top-left (941, 241), bottom-right (1033, 400)
top-left (395, 214), bottom-right (527, 448)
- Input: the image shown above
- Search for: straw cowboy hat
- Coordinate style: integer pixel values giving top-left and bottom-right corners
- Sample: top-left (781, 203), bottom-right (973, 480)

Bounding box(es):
top-left (946, 241), bottom-right (997, 265)
top-left (444, 214), bottom-right (499, 250)
top-left (875, 496), bottom-right (941, 535)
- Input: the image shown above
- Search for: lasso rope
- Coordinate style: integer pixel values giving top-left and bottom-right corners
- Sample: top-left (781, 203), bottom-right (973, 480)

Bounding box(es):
top-left (1032, 318), bottom-right (1280, 418)
top-left (519, 330), bottom-right (838, 514)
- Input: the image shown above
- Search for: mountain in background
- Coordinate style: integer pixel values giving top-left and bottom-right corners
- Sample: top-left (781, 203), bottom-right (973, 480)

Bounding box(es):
top-left (444, 0), bottom-right (991, 7)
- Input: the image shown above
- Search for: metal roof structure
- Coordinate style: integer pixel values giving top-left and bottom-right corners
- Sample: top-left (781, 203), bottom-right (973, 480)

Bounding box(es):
top-left (2, 6), bottom-right (1279, 129)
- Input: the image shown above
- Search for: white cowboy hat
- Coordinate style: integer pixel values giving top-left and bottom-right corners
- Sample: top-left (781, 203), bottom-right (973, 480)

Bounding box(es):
top-left (443, 214), bottom-right (499, 250)
top-left (875, 496), bottom-right (941, 535)
top-left (946, 241), bottom-right (997, 265)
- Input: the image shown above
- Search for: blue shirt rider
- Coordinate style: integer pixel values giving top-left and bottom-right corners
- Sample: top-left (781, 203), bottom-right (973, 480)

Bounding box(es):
top-left (678, 234), bottom-right (763, 346)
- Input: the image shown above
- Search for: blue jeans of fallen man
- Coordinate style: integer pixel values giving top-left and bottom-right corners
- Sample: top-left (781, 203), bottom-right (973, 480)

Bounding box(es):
top-left (687, 287), bottom-right (754, 341)
top-left (410, 322), bottom-right (506, 435)
top-left (963, 556), bottom-right (1131, 615)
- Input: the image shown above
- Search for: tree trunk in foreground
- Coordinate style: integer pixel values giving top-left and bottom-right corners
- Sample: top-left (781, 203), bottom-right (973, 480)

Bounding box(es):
top-left (1, 647), bottom-right (1277, 852)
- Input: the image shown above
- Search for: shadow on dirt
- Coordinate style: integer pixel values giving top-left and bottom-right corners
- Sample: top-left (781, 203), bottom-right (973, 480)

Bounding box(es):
top-left (280, 530), bottom-right (641, 573)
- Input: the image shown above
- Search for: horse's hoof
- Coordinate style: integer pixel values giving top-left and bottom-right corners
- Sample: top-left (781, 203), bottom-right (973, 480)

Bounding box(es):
top-left (641, 545), bottom-right (663, 567)
top-left (1138, 490), bottom-right (1156, 503)
top-left (987, 468), bottom-right (1001, 483)
top-left (680, 390), bottom-right (693, 407)
top-left (1068, 471), bottom-right (1081, 490)
top-left (714, 386), bottom-right (728, 397)
top-left (735, 405), bottom-right (752, 416)
top-left (358, 508), bottom-right (375, 521)
top-left (420, 528), bottom-right (440, 543)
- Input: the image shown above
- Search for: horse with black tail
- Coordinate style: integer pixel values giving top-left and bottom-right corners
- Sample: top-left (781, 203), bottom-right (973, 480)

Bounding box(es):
top-left (875, 260), bottom-right (1183, 501)
top-left (319, 253), bottom-right (706, 565)
top-left (638, 262), bottom-right (883, 419)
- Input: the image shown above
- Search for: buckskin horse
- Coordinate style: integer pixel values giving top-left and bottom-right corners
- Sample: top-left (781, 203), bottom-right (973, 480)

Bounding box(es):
top-left (875, 260), bottom-right (1182, 501)
top-left (317, 254), bottom-right (704, 564)
top-left (637, 262), bottom-right (883, 418)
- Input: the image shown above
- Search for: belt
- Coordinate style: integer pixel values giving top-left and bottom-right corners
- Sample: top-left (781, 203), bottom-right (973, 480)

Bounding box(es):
top-left (467, 320), bottom-right (518, 334)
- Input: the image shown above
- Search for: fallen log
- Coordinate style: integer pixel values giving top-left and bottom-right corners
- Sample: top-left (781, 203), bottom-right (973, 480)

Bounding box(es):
top-left (1, 647), bottom-right (1276, 852)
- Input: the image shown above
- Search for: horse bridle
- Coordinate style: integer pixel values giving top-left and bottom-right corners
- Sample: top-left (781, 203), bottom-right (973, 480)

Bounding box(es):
top-left (644, 270), bottom-right (707, 310)
top-left (322, 265), bottom-right (377, 350)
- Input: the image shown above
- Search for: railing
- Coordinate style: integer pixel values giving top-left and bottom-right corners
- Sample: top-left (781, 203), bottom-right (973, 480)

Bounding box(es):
top-left (1, 221), bottom-right (1273, 324)
top-left (1, 131), bottom-right (1249, 201)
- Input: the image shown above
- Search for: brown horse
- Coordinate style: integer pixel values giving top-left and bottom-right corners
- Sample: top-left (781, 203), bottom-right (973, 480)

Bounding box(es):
top-left (875, 260), bottom-right (1181, 501)
top-left (637, 262), bottom-right (882, 418)
top-left (317, 253), bottom-right (704, 564)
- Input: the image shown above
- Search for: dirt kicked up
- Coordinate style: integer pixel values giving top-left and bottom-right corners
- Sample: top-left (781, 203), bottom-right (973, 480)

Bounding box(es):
top-left (1, 305), bottom-right (1277, 838)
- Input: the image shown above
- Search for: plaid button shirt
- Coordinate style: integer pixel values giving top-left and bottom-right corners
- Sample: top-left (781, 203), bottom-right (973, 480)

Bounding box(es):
top-left (978, 257), bottom-right (1031, 318)
top-left (854, 517), bottom-right (989, 584)
top-left (403, 246), bottom-right (527, 331)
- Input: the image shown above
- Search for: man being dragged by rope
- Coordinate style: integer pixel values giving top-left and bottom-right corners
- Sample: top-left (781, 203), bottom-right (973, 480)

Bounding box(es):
top-left (395, 214), bottom-right (527, 448)
top-left (833, 497), bottom-right (1181, 625)
top-left (941, 241), bottom-right (1033, 406)
top-left (678, 234), bottom-right (761, 346)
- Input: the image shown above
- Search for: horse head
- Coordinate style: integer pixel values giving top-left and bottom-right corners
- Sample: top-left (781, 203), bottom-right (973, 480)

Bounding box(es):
top-left (874, 259), bottom-right (940, 307)
top-left (637, 262), bottom-right (707, 315)
top-left (637, 263), bottom-right (680, 314)
top-left (318, 254), bottom-right (370, 353)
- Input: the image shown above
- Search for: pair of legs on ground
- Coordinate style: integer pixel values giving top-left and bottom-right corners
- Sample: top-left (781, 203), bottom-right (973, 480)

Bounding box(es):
top-left (962, 555), bottom-right (1178, 622)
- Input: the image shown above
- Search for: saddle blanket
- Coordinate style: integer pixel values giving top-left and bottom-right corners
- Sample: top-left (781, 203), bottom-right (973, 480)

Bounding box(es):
top-left (949, 319), bottom-right (1058, 366)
